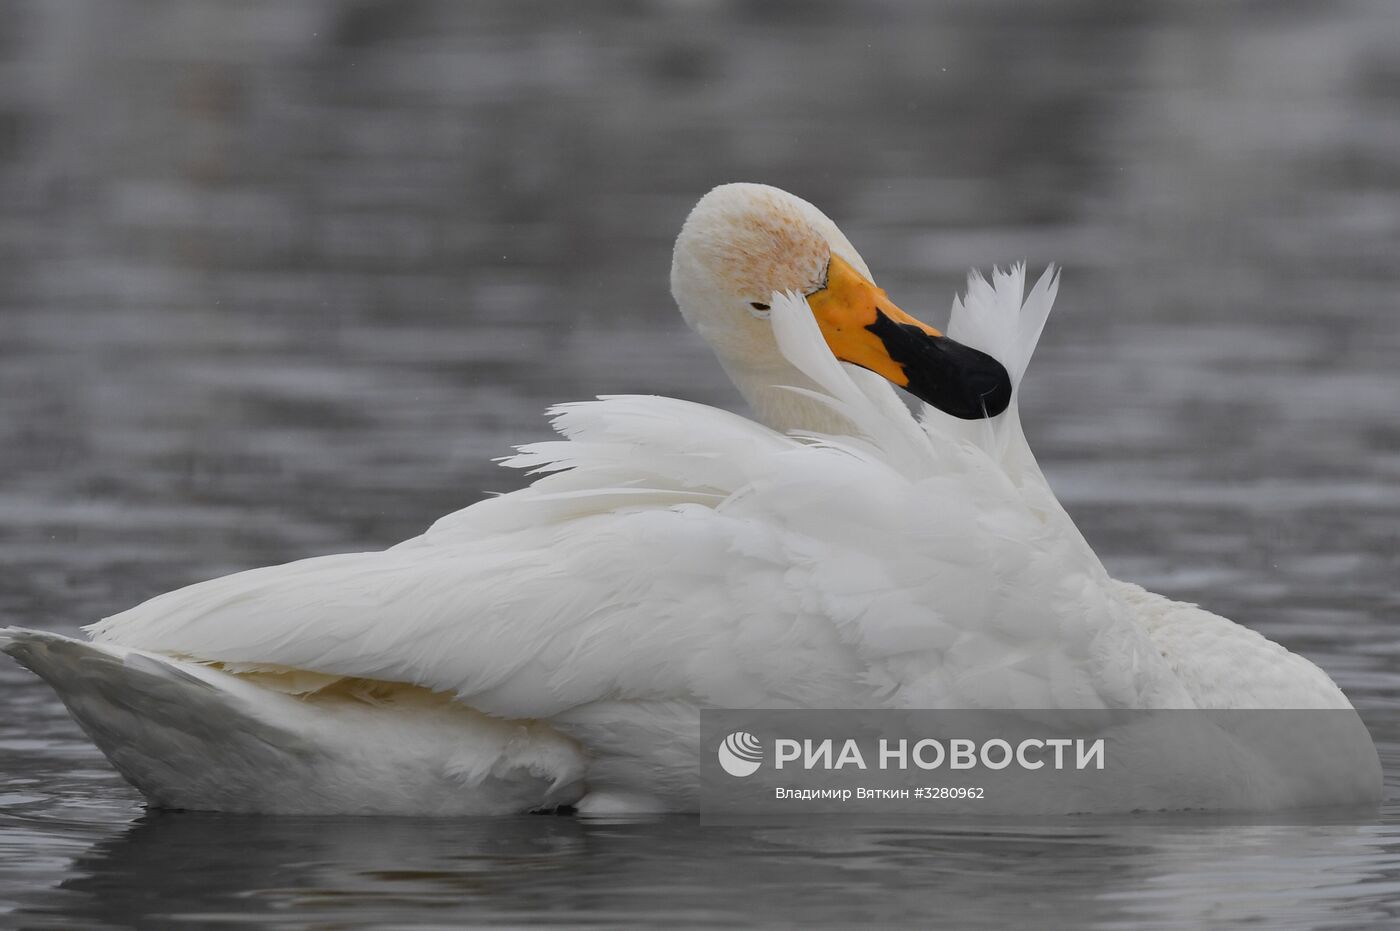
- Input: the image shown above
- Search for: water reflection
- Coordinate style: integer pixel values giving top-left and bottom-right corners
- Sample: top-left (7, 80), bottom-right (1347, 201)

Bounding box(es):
top-left (11, 811), bottom-right (1399, 928)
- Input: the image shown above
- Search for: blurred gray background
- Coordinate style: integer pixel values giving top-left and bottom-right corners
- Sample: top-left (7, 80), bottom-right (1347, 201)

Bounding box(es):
top-left (3, 3), bottom-right (1400, 928)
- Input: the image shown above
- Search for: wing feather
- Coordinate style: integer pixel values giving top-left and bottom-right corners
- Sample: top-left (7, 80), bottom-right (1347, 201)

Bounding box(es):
top-left (90, 268), bottom-right (1188, 714)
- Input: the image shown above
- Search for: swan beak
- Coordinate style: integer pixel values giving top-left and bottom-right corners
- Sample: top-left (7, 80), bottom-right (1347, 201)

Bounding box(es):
top-left (806, 255), bottom-right (1013, 419)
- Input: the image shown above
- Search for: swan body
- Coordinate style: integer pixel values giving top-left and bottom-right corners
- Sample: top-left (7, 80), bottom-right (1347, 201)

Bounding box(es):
top-left (2, 184), bottom-right (1380, 814)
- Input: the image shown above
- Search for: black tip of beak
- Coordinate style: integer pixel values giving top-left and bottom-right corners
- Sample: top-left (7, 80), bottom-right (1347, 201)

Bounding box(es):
top-left (916, 338), bottom-right (1014, 419)
top-left (867, 314), bottom-right (1014, 419)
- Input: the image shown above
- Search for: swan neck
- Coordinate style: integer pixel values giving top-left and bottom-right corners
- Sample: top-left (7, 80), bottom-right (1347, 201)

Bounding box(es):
top-left (721, 360), bottom-right (860, 436)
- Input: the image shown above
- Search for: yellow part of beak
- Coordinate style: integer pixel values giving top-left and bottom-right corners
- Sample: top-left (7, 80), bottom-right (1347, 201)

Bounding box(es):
top-left (805, 254), bottom-right (942, 388)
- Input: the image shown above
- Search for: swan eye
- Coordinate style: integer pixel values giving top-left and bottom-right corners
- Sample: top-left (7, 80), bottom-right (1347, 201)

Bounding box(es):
top-left (748, 301), bottom-right (771, 319)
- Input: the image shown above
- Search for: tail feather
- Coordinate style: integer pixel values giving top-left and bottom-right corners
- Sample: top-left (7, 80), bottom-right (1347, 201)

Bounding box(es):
top-left (3, 628), bottom-right (313, 806)
top-left (3, 627), bottom-right (587, 814)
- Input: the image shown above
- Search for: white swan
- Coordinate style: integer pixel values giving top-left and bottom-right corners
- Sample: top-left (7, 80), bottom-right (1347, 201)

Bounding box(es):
top-left (1, 183), bottom-right (1380, 815)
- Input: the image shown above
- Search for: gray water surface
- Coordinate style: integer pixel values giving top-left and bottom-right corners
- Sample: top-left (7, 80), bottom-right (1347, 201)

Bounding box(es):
top-left (3, 1), bottom-right (1400, 927)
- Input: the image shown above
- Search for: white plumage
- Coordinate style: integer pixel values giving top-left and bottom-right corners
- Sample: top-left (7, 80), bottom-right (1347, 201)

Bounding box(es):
top-left (1, 184), bottom-right (1379, 814)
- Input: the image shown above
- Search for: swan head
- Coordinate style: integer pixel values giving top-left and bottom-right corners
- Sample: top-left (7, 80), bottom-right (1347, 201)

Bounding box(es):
top-left (670, 182), bottom-right (1012, 422)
